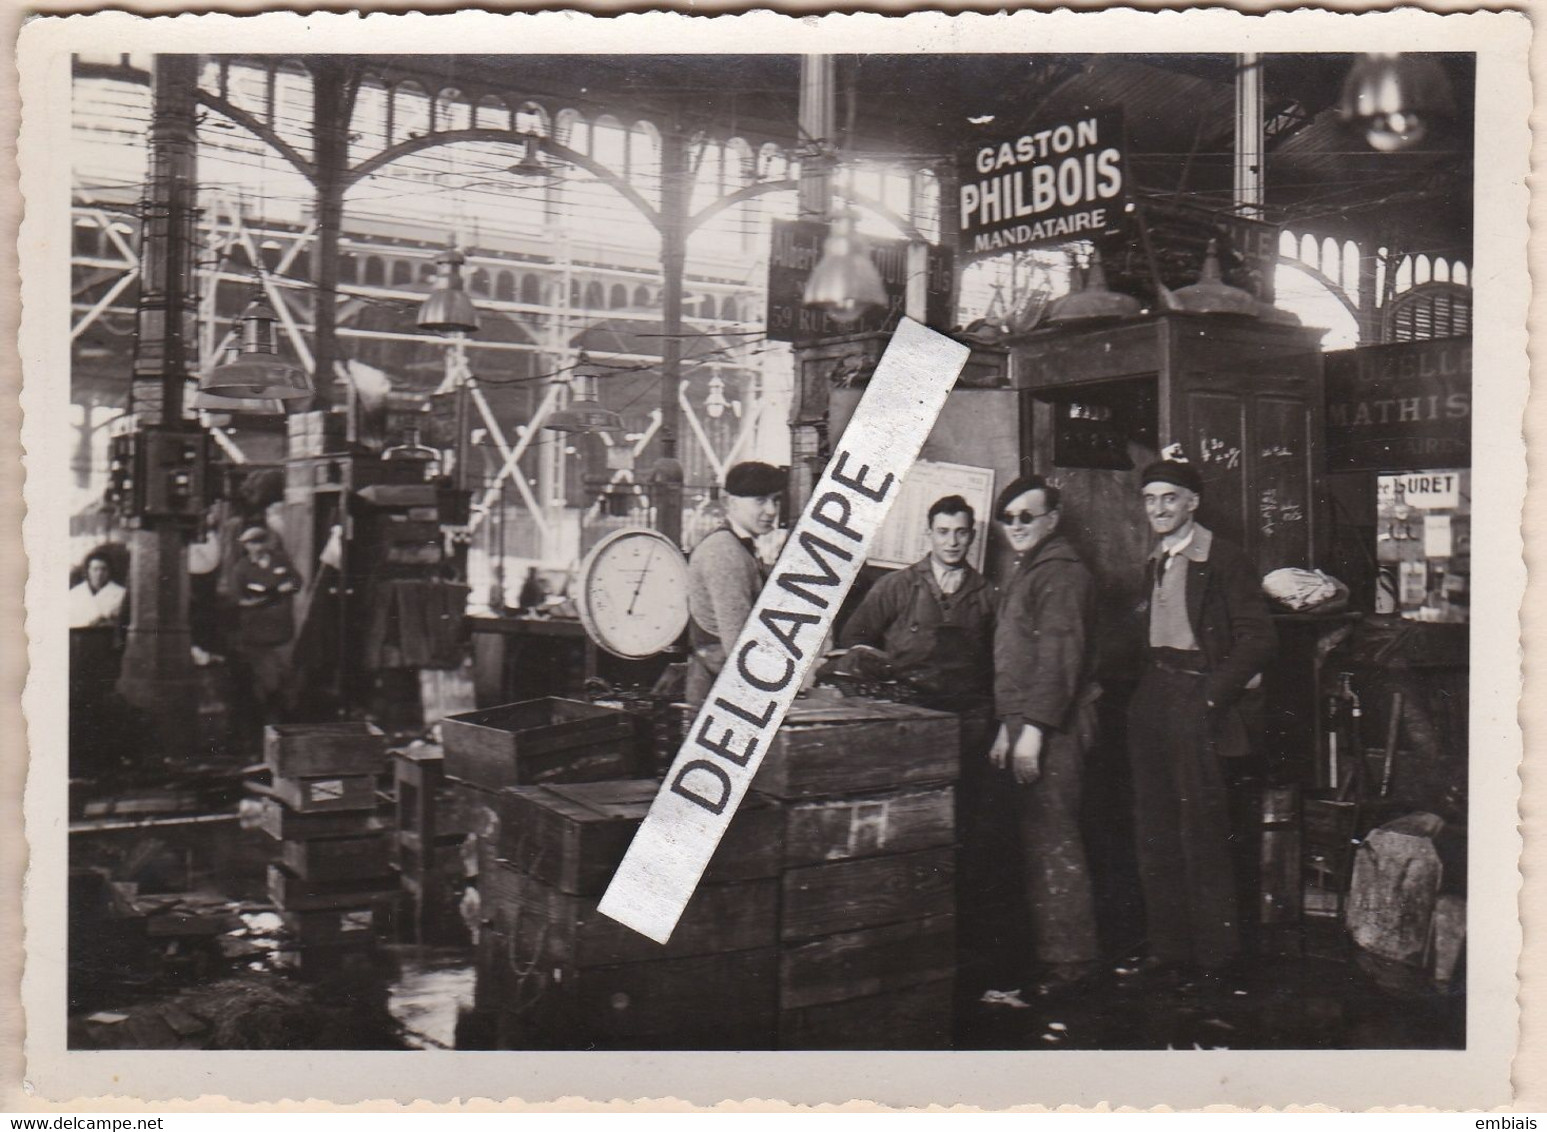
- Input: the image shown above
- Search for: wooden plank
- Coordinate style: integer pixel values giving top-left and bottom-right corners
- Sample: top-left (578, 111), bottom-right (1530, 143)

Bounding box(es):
top-left (266, 862), bottom-right (398, 912)
top-left (264, 722), bottom-right (386, 778)
top-left (489, 869), bottom-right (778, 968)
top-left (753, 701), bottom-right (959, 800)
top-left (780, 846), bottom-right (955, 942)
top-left (778, 914), bottom-right (955, 1010)
top-left (779, 784), bottom-right (954, 868)
top-left (777, 978), bottom-right (953, 1050)
top-left (498, 780), bottom-right (783, 894)
top-left (508, 947), bottom-right (778, 1050)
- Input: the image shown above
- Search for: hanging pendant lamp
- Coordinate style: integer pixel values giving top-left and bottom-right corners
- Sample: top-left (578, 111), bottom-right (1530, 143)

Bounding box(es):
top-left (200, 293), bottom-right (313, 401)
top-left (417, 246), bottom-right (481, 334)
top-left (543, 353), bottom-right (624, 435)
top-left (507, 135), bottom-right (561, 186)
top-left (1046, 249), bottom-right (1142, 324)
top-left (803, 211), bottom-right (888, 326)
top-left (1338, 53), bottom-right (1456, 154)
top-left (1172, 240), bottom-right (1260, 316)
top-left (192, 343), bottom-right (287, 415)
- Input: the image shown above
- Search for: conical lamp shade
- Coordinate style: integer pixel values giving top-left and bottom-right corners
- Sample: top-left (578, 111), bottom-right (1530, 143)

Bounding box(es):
top-left (417, 247), bottom-right (481, 334)
top-left (202, 295), bottom-right (315, 400)
top-left (1172, 240), bottom-right (1259, 316)
top-left (1047, 250), bottom-right (1142, 323)
top-left (803, 213), bottom-right (888, 325)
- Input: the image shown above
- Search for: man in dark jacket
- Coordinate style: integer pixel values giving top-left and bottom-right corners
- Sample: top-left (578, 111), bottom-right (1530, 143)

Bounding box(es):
top-left (990, 474), bottom-right (1102, 998)
top-left (838, 494), bottom-right (995, 708)
top-left (1127, 450), bottom-right (1276, 984)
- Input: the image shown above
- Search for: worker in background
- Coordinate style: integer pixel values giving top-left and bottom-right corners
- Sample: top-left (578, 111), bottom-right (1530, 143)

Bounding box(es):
top-left (1125, 448), bottom-right (1275, 991)
top-left (69, 551), bottom-right (127, 629)
top-left (231, 525), bottom-right (299, 736)
top-left (990, 474), bottom-right (1102, 1000)
top-left (685, 460), bottom-right (784, 707)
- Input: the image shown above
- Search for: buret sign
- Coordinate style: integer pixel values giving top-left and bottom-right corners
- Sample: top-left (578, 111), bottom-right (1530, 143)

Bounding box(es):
top-left (958, 110), bottom-right (1128, 263)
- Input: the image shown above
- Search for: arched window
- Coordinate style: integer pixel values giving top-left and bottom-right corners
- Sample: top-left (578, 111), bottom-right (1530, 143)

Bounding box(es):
top-left (363, 256), bottom-right (385, 286)
top-left (475, 94), bottom-right (511, 132)
top-left (633, 284), bottom-right (652, 307)
top-left (514, 101), bottom-right (551, 138)
top-left (391, 260), bottom-right (414, 287)
top-left (720, 296), bottom-right (739, 322)
top-left (338, 254), bottom-right (358, 285)
top-left (495, 271), bottom-right (515, 301)
top-left (1389, 283), bottom-right (1471, 342)
top-left (521, 274), bottom-right (542, 305)
top-left (584, 281), bottom-right (606, 308)
top-left (570, 280), bottom-right (583, 307)
top-left (434, 88), bottom-right (471, 133)
top-left (609, 283), bottom-right (629, 309)
top-left (390, 81), bottom-right (430, 147)
top-left (698, 295), bottom-right (717, 319)
top-left (351, 75), bottom-right (390, 167)
top-left (469, 268), bottom-right (490, 296)
top-left (419, 261), bottom-right (436, 281)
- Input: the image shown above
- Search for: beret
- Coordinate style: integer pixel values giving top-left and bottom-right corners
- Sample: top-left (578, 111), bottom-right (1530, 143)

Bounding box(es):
top-left (238, 526), bottom-right (271, 543)
top-left (724, 461), bottom-right (785, 498)
top-left (1139, 457), bottom-right (1203, 496)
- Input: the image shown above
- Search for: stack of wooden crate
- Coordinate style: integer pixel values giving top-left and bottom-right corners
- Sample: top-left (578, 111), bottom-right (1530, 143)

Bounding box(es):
top-left (259, 722), bottom-right (395, 974)
top-left (481, 779), bottom-right (783, 1049)
top-left (391, 743), bottom-right (468, 944)
top-left (753, 700), bottom-right (960, 1050)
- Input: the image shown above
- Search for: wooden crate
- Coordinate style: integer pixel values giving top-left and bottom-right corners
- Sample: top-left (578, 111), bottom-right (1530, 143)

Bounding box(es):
top-left (780, 846), bottom-right (955, 942)
top-left (777, 978), bottom-right (953, 1050)
top-left (481, 862), bottom-right (777, 968)
top-left (264, 722), bottom-right (387, 778)
top-left (281, 905), bottom-right (384, 947)
top-left (497, 779), bottom-right (783, 895)
top-left (778, 784), bottom-right (954, 868)
top-left (280, 832), bottom-right (392, 883)
top-left (753, 700), bottom-right (959, 800)
top-left (779, 914), bottom-right (955, 1010)
top-left (257, 796), bottom-right (387, 841)
top-left (270, 771), bottom-right (379, 814)
top-left (442, 698), bottom-right (636, 790)
top-left (266, 862), bottom-right (399, 912)
top-left (498, 947), bottom-right (778, 1050)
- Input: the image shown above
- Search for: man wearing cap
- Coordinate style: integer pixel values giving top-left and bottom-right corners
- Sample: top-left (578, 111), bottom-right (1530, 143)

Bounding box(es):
top-left (686, 460), bottom-right (784, 706)
top-left (989, 474), bottom-right (1102, 999)
top-left (1127, 449), bottom-right (1275, 986)
top-left (231, 525), bottom-right (299, 730)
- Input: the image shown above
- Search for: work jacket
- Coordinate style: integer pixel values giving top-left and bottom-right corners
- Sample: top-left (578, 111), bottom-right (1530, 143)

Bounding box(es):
top-left (687, 524), bottom-right (764, 662)
top-left (994, 533), bottom-right (1100, 733)
top-left (838, 557), bottom-right (995, 704)
top-left (233, 551), bottom-right (298, 648)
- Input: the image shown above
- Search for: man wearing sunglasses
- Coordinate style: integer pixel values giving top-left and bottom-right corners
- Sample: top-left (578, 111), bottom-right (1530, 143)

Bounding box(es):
top-left (989, 474), bottom-right (1102, 1000)
top-left (1126, 450), bottom-right (1275, 992)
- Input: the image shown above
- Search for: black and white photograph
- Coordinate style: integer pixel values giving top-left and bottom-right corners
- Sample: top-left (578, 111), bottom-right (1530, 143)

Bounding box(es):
top-left (15, 9), bottom-right (1530, 1110)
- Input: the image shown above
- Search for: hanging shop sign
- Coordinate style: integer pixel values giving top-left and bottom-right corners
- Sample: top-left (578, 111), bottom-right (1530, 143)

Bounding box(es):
top-left (766, 219), bottom-right (954, 344)
top-left (956, 110), bottom-right (1129, 265)
top-left (1324, 336), bottom-right (1472, 473)
top-left (1096, 195), bottom-right (1282, 306)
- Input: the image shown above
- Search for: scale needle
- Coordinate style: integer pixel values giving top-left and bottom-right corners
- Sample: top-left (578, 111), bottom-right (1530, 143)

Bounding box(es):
top-left (626, 545), bottom-right (658, 615)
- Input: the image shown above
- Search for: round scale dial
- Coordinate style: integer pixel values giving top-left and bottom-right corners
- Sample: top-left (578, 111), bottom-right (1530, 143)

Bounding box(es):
top-left (575, 528), bottom-right (690, 660)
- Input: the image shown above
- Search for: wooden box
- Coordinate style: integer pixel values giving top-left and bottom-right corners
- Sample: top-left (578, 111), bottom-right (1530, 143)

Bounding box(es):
top-left (257, 796), bottom-right (386, 841)
top-left (780, 846), bottom-right (955, 942)
top-left (266, 862), bottom-right (398, 913)
top-left (779, 784), bottom-right (954, 869)
top-left (271, 772), bottom-right (379, 814)
top-left (778, 913), bottom-right (955, 1010)
top-left (282, 905), bottom-right (383, 947)
top-left (753, 701), bottom-right (959, 800)
top-left (264, 722), bottom-right (386, 778)
top-left (497, 779), bottom-right (784, 895)
top-left (280, 832), bottom-right (392, 883)
top-left (481, 862), bottom-right (778, 969)
top-left (499, 947), bottom-right (778, 1050)
top-left (777, 978), bottom-right (952, 1050)
top-left (442, 698), bottom-right (636, 790)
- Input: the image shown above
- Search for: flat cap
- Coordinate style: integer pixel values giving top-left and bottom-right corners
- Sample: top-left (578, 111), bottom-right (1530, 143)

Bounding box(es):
top-left (238, 526), bottom-right (271, 544)
top-left (1139, 454), bottom-right (1203, 496)
top-left (724, 461), bottom-right (785, 498)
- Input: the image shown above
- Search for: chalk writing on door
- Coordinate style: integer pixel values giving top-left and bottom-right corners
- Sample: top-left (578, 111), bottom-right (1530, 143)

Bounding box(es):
top-left (1198, 435), bottom-right (1242, 469)
top-left (1259, 488), bottom-right (1306, 539)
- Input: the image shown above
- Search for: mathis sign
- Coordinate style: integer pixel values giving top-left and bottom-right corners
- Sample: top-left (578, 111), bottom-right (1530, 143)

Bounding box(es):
top-left (766, 219), bottom-right (953, 344)
top-left (957, 110), bottom-right (1129, 265)
top-left (1324, 336), bottom-right (1472, 473)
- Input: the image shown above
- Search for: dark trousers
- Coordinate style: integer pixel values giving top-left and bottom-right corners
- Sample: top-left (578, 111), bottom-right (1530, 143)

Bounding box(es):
top-left (1127, 664), bottom-right (1240, 969)
top-left (1015, 695), bottom-right (1100, 968)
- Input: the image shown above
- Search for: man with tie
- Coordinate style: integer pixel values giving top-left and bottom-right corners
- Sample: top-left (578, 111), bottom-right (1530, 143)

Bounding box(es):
top-left (1126, 450), bottom-right (1276, 989)
top-left (685, 460), bottom-right (785, 707)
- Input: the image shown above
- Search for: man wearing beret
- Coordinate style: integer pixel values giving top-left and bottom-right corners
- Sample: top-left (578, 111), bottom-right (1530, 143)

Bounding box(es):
top-left (686, 460), bottom-right (784, 706)
top-left (1127, 449), bottom-right (1275, 987)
